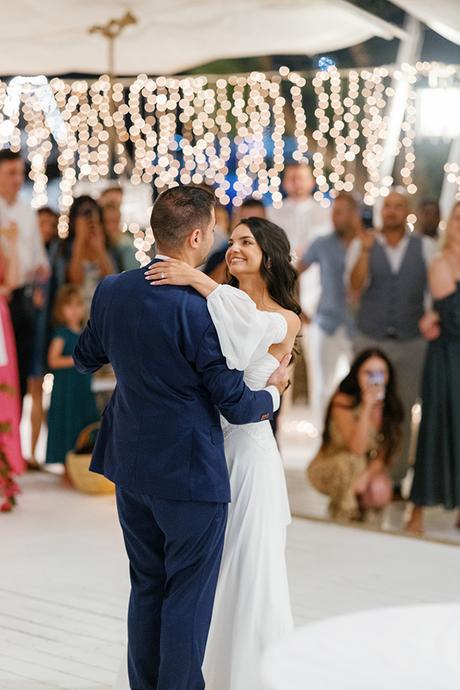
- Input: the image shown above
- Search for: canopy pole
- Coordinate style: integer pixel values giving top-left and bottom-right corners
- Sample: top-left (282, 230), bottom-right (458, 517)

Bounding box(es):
top-left (373, 15), bottom-right (423, 224)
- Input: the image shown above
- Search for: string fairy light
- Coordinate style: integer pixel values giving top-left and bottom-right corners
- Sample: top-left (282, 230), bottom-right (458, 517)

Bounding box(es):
top-left (21, 83), bottom-right (52, 208)
top-left (311, 67), bottom-right (334, 205)
top-left (289, 71), bottom-right (308, 164)
top-left (213, 76), bottom-right (231, 204)
top-left (361, 68), bottom-right (392, 204)
top-left (399, 64), bottom-right (418, 195)
top-left (0, 61), bottom-right (458, 223)
top-left (265, 70), bottom-right (287, 208)
top-left (328, 66), bottom-right (345, 196)
top-left (339, 69), bottom-right (360, 194)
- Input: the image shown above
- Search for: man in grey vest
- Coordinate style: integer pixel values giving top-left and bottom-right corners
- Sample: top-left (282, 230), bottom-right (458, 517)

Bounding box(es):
top-left (346, 190), bottom-right (437, 495)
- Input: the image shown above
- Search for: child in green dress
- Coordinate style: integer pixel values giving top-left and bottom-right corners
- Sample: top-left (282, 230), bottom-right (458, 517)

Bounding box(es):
top-left (45, 285), bottom-right (99, 471)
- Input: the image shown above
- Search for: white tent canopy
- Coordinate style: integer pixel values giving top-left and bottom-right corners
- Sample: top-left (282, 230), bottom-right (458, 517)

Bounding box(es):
top-left (390, 0), bottom-right (460, 46)
top-left (1, 0), bottom-right (404, 76)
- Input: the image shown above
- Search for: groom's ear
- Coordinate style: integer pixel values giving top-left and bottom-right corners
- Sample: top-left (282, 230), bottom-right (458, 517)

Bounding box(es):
top-left (189, 228), bottom-right (201, 247)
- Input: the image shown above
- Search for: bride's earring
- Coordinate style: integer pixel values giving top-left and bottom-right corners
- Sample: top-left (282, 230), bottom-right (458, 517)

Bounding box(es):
top-left (265, 257), bottom-right (272, 271)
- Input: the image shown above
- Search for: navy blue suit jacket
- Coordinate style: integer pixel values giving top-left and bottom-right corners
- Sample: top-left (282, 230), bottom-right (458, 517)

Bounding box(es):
top-left (73, 262), bottom-right (274, 502)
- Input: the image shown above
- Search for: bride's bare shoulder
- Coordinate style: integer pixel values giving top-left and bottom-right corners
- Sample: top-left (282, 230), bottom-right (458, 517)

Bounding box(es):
top-left (275, 307), bottom-right (302, 339)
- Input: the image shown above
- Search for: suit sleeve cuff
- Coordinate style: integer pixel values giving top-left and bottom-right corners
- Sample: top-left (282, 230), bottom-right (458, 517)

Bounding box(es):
top-left (265, 385), bottom-right (280, 412)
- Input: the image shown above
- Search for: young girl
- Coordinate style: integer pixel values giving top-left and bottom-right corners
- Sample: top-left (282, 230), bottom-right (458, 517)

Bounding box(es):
top-left (45, 284), bottom-right (99, 470)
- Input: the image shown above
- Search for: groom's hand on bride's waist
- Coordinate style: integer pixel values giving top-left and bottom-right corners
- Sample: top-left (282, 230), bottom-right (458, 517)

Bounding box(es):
top-left (267, 353), bottom-right (292, 395)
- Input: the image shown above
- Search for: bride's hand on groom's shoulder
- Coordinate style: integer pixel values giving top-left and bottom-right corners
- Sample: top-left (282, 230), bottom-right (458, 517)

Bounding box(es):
top-left (145, 259), bottom-right (218, 297)
top-left (145, 259), bottom-right (197, 286)
top-left (267, 353), bottom-right (292, 395)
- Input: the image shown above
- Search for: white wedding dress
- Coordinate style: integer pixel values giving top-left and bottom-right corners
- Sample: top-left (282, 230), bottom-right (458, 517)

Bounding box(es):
top-left (115, 285), bottom-right (293, 690)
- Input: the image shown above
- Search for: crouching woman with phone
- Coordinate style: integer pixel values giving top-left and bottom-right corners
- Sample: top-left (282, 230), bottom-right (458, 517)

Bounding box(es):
top-left (307, 349), bottom-right (404, 521)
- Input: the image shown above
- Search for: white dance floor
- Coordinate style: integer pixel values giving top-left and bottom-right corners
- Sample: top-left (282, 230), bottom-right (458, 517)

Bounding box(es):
top-left (1, 472), bottom-right (459, 690)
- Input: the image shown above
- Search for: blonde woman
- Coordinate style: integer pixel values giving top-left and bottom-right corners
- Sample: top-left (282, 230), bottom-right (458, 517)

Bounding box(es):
top-left (407, 201), bottom-right (460, 535)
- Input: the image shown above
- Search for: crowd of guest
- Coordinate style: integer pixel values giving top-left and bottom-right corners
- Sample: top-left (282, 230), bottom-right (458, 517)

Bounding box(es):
top-left (200, 161), bottom-right (458, 534)
top-left (0, 149), bottom-right (136, 510)
top-left (270, 165), bottom-right (457, 532)
top-left (0, 148), bottom-right (458, 534)
top-left (192, 162), bottom-right (459, 536)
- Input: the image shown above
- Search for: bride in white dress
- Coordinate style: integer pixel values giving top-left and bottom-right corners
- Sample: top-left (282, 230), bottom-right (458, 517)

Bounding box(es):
top-left (117, 217), bottom-right (301, 690)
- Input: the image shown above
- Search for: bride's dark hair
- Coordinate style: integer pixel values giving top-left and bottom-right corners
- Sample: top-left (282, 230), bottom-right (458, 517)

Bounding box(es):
top-left (228, 217), bottom-right (301, 315)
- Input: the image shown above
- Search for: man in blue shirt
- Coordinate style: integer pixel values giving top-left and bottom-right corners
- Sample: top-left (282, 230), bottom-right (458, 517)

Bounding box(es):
top-left (298, 192), bottom-right (360, 430)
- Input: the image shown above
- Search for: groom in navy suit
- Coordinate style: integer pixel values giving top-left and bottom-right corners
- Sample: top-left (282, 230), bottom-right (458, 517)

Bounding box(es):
top-left (74, 186), bottom-right (289, 690)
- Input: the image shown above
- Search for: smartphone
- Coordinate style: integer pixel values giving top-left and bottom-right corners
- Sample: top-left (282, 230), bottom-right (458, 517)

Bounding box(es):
top-left (367, 371), bottom-right (386, 400)
top-left (362, 206), bottom-right (374, 230)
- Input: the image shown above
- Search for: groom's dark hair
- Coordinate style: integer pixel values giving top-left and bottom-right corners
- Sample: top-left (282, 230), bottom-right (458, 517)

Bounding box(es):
top-left (150, 185), bottom-right (216, 250)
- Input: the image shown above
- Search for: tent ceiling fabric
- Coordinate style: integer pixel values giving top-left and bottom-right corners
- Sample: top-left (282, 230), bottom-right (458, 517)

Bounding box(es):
top-left (1, 0), bottom-right (404, 76)
top-left (389, 0), bottom-right (460, 46)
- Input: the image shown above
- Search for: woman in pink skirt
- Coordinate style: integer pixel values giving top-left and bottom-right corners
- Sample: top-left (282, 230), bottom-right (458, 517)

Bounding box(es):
top-left (0, 222), bottom-right (24, 511)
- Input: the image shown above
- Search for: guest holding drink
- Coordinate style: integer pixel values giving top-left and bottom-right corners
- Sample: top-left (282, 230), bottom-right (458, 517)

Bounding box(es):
top-left (0, 222), bottom-right (24, 510)
top-left (307, 349), bottom-right (403, 521)
top-left (407, 201), bottom-right (460, 535)
top-left (45, 285), bottom-right (99, 471)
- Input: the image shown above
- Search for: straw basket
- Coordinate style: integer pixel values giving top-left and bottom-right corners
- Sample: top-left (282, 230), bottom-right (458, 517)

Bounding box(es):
top-left (66, 422), bottom-right (115, 495)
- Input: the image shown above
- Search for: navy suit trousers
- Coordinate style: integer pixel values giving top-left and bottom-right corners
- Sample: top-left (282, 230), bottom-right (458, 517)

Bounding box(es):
top-left (116, 488), bottom-right (227, 690)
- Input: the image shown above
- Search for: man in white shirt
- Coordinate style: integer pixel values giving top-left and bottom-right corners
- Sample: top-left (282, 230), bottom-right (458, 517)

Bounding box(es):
top-left (346, 190), bottom-right (437, 495)
top-left (268, 162), bottom-right (331, 411)
top-left (0, 149), bottom-right (49, 407)
top-left (268, 163), bottom-right (331, 257)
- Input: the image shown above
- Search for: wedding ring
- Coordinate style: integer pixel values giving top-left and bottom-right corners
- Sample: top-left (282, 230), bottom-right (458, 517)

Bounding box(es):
top-left (161, 272), bottom-right (166, 279)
